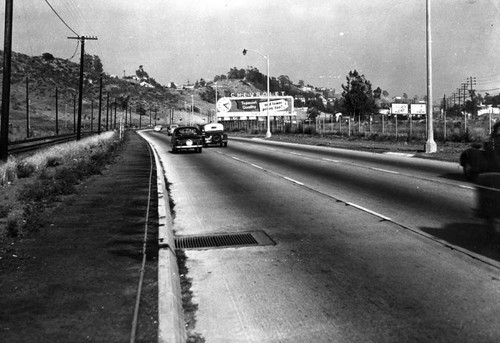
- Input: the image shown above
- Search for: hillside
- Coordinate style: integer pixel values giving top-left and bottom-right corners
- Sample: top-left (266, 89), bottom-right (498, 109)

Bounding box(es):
top-left (0, 51), bottom-right (234, 140)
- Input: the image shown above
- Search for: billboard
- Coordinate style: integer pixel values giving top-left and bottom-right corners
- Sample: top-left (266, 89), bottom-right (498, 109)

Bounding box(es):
top-left (410, 104), bottom-right (426, 114)
top-left (391, 103), bottom-right (408, 114)
top-left (216, 94), bottom-right (295, 119)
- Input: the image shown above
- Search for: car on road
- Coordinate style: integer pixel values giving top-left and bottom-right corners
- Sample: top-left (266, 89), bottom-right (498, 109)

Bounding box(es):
top-left (167, 124), bottom-right (179, 136)
top-left (460, 121), bottom-right (500, 180)
top-left (153, 124), bottom-right (163, 132)
top-left (171, 126), bottom-right (203, 153)
top-left (200, 123), bottom-right (228, 147)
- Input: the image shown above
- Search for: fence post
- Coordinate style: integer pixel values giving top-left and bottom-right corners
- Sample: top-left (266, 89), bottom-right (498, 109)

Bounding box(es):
top-left (395, 115), bottom-right (398, 138)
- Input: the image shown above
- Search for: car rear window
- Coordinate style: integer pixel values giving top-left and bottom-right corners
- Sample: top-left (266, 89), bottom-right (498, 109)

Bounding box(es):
top-left (175, 128), bottom-right (199, 136)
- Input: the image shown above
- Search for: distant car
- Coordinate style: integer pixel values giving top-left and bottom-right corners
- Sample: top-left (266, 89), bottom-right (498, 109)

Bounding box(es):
top-left (171, 126), bottom-right (203, 153)
top-left (460, 121), bottom-right (500, 181)
top-left (167, 124), bottom-right (179, 136)
top-left (201, 123), bottom-right (228, 147)
top-left (153, 124), bottom-right (163, 132)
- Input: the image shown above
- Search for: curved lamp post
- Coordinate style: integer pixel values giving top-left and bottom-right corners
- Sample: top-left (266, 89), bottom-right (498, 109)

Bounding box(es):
top-left (243, 48), bottom-right (271, 138)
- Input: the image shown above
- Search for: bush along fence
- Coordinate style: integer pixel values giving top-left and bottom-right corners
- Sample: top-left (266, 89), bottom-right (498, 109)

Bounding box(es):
top-left (223, 113), bottom-right (500, 143)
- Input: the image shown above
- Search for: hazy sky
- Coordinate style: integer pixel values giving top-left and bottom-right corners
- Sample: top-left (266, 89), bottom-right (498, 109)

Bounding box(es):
top-left (2, 0), bottom-right (500, 101)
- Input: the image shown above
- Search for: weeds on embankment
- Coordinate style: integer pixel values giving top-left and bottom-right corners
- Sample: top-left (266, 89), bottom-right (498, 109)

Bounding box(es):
top-left (0, 131), bottom-right (124, 238)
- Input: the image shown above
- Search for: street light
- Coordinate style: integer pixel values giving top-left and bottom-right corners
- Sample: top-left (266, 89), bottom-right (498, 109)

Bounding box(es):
top-left (243, 48), bottom-right (271, 138)
top-left (425, 0), bottom-right (437, 153)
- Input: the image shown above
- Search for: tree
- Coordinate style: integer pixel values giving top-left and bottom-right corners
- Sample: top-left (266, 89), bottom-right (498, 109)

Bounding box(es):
top-left (136, 65), bottom-right (149, 80)
top-left (341, 70), bottom-right (376, 120)
top-left (298, 80), bottom-right (305, 87)
top-left (227, 67), bottom-right (245, 79)
top-left (200, 85), bottom-right (216, 103)
top-left (42, 52), bottom-right (54, 61)
top-left (278, 75), bottom-right (291, 90)
top-left (83, 54), bottom-right (104, 80)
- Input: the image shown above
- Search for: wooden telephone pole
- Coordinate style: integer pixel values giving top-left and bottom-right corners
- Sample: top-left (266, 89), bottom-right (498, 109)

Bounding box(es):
top-left (67, 35), bottom-right (98, 140)
top-left (0, 0), bottom-right (13, 161)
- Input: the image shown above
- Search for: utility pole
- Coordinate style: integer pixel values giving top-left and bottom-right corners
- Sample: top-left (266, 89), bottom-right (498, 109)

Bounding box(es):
top-left (0, 0), bottom-right (13, 161)
top-left (90, 100), bottom-right (94, 132)
top-left (55, 88), bottom-right (59, 135)
top-left (26, 76), bottom-right (30, 138)
top-left (73, 93), bottom-right (76, 133)
top-left (104, 93), bottom-right (108, 133)
top-left (443, 94), bottom-right (447, 140)
top-left (68, 35), bottom-right (98, 140)
top-left (467, 76), bottom-right (477, 117)
top-left (98, 74), bottom-right (103, 134)
top-left (461, 83), bottom-right (467, 108)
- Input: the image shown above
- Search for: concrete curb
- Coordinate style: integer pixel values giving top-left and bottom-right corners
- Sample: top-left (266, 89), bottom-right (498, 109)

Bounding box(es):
top-left (138, 131), bottom-right (186, 343)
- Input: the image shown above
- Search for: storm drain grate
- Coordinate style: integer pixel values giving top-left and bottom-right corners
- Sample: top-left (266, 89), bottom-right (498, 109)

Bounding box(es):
top-left (174, 230), bottom-right (275, 250)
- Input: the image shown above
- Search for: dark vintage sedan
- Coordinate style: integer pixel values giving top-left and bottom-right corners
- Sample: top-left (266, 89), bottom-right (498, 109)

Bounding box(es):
top-left (460, 121), bottom-right (500, 181)
top-left (171, 126), bottom-right (203, 153)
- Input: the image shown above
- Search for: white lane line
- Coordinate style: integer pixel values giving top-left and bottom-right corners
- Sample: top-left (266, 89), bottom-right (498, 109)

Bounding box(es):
top-left (220, 151), bottom-right (394, 222)
top-left (459, 185), bottom-right (475, 190)
top-left (346, 202), bottom-right (392, 221)
top-left (283, 176), bottom-right (304, 186)
top-left (370, 167), bottom-right (400, 175)
top-left (383, 152), bottom-right (415, 157)
top-left (290, 152), bottom-right (304, 156)
top-left (322, 158), bottom-right (340, 163)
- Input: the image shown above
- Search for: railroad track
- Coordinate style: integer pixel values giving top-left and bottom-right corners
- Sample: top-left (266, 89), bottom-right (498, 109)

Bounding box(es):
top-left (7, 132), bottom-right (96, 155)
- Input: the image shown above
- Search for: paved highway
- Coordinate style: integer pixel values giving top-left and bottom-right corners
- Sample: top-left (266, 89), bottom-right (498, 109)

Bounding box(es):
top-left (144, 132), bottom-right (500, 342)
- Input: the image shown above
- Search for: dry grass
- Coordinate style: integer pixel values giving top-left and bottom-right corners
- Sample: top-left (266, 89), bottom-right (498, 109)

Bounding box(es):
top-left (0, 131), bottom-right (122, 238)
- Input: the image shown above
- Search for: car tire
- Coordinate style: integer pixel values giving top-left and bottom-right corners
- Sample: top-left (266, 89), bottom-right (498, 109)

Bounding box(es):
top-left (212, 134), bottom-right (222, 143)
top-left (463, 161), bottom-right (477, 181)
top-left (223, 142), bottom-right (228, 147)
top-left (198, 147), bottom-right (202, 153)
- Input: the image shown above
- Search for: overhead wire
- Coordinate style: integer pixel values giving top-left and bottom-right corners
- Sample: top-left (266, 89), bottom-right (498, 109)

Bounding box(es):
top-left (43, 0), bottom-right (80, 37)
top-left (68, 40), bottom-right (80, 60)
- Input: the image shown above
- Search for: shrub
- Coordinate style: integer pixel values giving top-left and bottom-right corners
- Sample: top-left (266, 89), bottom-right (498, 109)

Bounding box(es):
top-left (6, 217), bottom-right (20, 237)
top-left (0, 160), bottom-right (17, 185)
top-left (46, 156), bottom-right (63, 167)
top-left (0, 204), bottom-right (10, 218)
top-left (303, 126), bottom-right (316, 134)
top-left (16, 161), bottom-right (37, 178)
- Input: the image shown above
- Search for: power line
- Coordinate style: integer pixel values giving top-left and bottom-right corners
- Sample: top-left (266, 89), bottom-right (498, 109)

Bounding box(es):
top-left (43, 0), bottom-right (80, 37)
top-left (68, 40), bottom-right (79, 60)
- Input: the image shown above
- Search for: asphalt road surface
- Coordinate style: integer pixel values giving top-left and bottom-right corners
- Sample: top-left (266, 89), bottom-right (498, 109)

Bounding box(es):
top-left (144, 132), bottom-right (500, 342)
